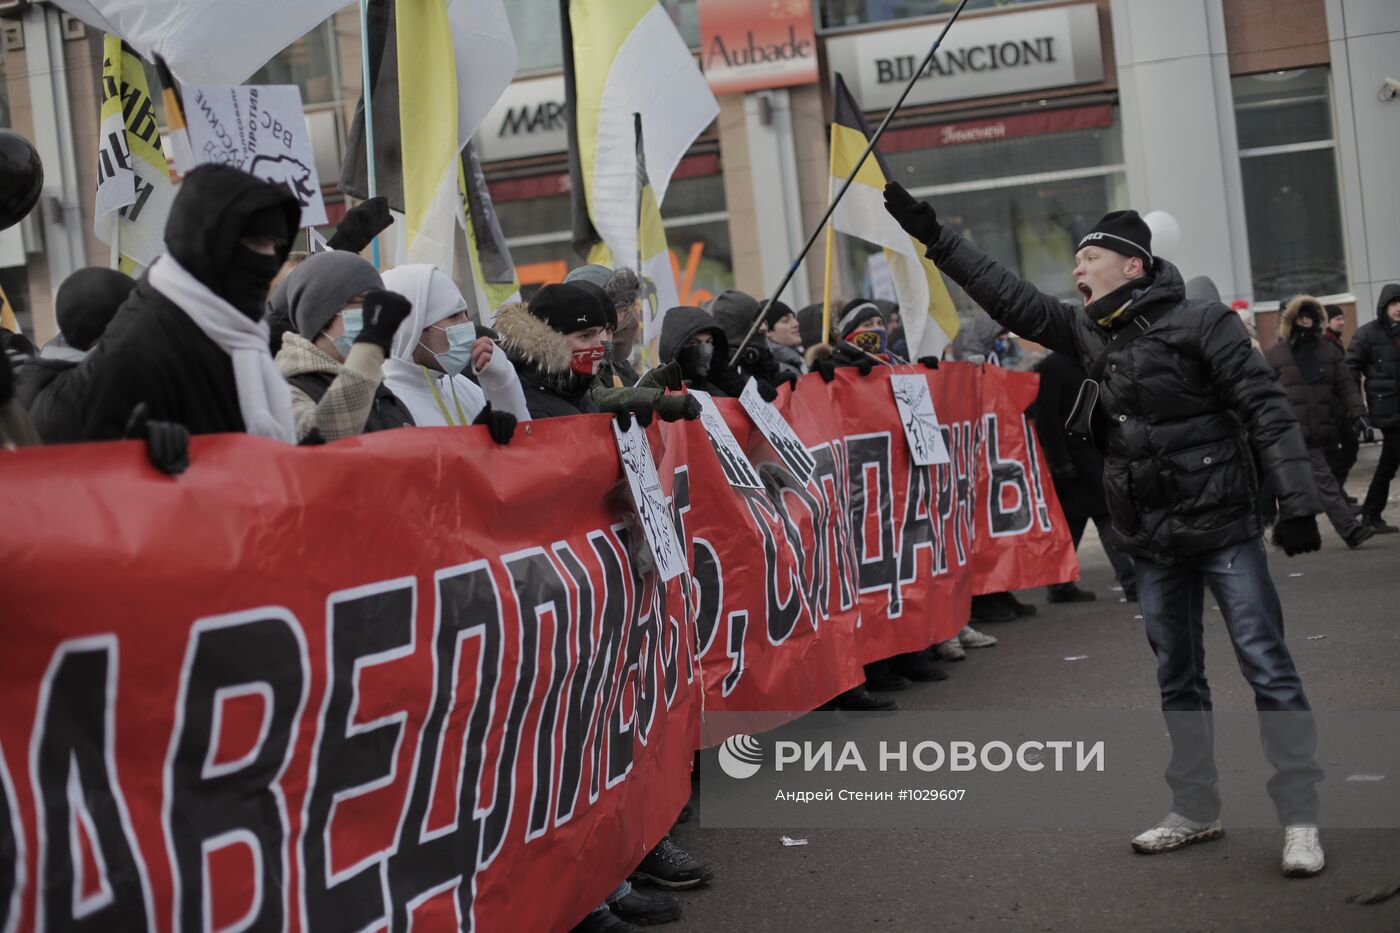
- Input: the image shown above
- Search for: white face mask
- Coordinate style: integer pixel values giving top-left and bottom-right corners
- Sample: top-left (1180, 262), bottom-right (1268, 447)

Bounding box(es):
top-left (330, 307), bottom-right (363, 357)
top-left (420, 321), bottom-right (477, 375)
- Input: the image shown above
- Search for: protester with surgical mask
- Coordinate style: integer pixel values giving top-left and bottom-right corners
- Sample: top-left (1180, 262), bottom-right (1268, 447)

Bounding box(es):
top-left (71, 165), bottom-right (302, 456)
top-left (274, 251), bottom-right (415, 441)
top-left (380, 264), bottom-right (528, 441)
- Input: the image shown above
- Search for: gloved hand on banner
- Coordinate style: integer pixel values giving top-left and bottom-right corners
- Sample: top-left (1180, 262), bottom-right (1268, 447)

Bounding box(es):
top-left (772, 369), bottom-right (799, 392)
top-left (654, 392), bottom-right (702, 422)
top-left (601, 398), bottom-right (654, 431)
top-left (754, 379), bottom-right (779, 403)
top-left (1272, 516), bottom-right (1322, 557)
top-left (124, 402), bottom-right (189, 475)
top-left (1355, 415), bottom-right (1376, 444)
top-left (328, 196), bottom-right (394, 253)
top-left (472, 403), bottom-right (517, 444)
top-left (883, 181), bottom-right (941, 247)
top-left (354, 289), bottom-right (413, 354)
top-left (918, 356), bottom-right (940, 370)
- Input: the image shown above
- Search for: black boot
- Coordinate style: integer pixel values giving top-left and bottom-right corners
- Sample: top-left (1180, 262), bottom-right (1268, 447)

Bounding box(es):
top-left (631, 836), bottom-right (715, 890)
top-left (970, 594), bottom-right (1017, 624)
top-left (1001, 591), bottom-right (1039, 616)
top-left (823, 684), bottom-right (898, 711)
top-left (864, 660), bottom-right (911, 692)
top-left (1047, 583), bottom-right (1097, 604)
top-left (891, 650), bottom-right (949, 682)
top-left (609, 885), bottom-right (682, 925)
top-left (573, 906), bottom-right (643, 933)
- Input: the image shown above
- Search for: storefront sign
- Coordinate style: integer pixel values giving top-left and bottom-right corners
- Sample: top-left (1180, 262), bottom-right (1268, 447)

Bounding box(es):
top-left (825, 3), bottom-right (1104, 110)
top-left (699, 0), bottom-right (819, 96)
top-left (474, 73), bottom-right (568, 162)
top-left (878, 104), bottom-right (1115, 154)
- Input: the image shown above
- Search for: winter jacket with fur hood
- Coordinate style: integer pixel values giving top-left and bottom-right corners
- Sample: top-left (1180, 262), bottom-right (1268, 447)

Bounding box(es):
top-left (1265, 296), bottom-right (1364, 449)
top-left (494, 302), bottom-right (600, 418)
top-left (922, 225), bottom-right (1320, 566)
top-left (1344, 283), bottom-right (1400, 429)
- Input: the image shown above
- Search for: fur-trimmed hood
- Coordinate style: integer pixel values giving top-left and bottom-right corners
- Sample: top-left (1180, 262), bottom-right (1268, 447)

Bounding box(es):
top-left (1279, 294), bottom-right (1325, 342)
top-left (494, 301), bottom-right (573, 377)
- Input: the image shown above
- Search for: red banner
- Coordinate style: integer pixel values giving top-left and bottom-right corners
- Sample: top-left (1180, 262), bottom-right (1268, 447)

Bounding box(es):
top-left (0, 364), bottom-right (1071, 932)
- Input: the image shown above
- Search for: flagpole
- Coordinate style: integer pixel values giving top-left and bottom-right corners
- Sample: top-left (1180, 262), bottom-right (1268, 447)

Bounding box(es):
top-left (820, 124), bottom-right (838, 347)
top-left (730, 0), bottom-right (971, 362)
top-left (360, 0), bottom-right (381, 268)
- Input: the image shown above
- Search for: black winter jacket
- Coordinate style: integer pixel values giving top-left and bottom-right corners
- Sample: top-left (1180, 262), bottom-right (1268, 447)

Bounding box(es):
top-left (1265, 297), bottom-right (1365, 449)
top-left (1033, 351), bottom-right (1108, 521)
top-left (494, 302), bottom-right (599, 419)
top-left (1344, 284), bottom-right (1400, 429)
top-left (925, 227), bottom-right (1320, 565)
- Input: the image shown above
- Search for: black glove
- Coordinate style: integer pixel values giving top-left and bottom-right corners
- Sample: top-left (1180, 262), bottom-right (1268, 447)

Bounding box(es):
top-left (601, 398), bottom-right (654, 431)
top-left (773, 370), bottom-right (799, 391)
top-left (1052, 462), bottom-right (1079, 483)
top-left (299, 428), bottom-right (327, 446)
top-left (1273, 516), bottom-right (1321, 557)
top-left (855, 358), bottom-right (874, 377)
top-left (1355, 415), bottom-right (1376, 443)
top-left (918, 356), bottom-right (940, 370)
top-left (123, 402), bottom-right (189, 475)
top-left (327, 196), bottom-right (394, 253)
top-left (654, 393), bottom-right (702, 422)
top-left (355, 289), bottom-right (414, 354)
top-left (813, 358), bottom-right (838, 383)
top-left (883, 181), bottom-right (941, 247)
top-left (472, 402), bottom-right (517, 445)
top-left (755, 379), bottom-right (778, 403)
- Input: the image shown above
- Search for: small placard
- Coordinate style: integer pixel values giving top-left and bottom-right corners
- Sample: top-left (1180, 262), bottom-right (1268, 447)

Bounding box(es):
top-left (613, 420), bottom-right (687, 582)
top-left (690, 389), bottom-right (762, 489)
top-left (890, 374), bottom-right (950, 466)
top-left (739, 378), bottom-right (816, 486)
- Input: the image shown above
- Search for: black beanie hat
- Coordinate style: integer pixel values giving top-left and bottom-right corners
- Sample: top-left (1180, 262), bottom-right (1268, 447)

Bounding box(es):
top-left (572, 280), bottom-right (616, 331)
top-left (762, 299), bottom-right (795, 330)
top-left (1325, 303), bottom-right (1344, 322)
top-left (527, 283), bottom-right (610, 335)
top-left (55, 267), bottom-right (136, 350)
top-left (1077, 210), bottom-right (1152, 265)
top-left (838, 300), bottom-right (885, 340)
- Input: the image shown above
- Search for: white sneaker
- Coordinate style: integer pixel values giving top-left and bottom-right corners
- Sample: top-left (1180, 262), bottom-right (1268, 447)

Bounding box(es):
top-left (1281, 825), bottom-right (1324, 877)
top-left (935, 638), bottom-right (966, 662)
top-left (959, 625), bottom-right (997, 649)
top-left (1131, 812), bottom-right (1224, 854)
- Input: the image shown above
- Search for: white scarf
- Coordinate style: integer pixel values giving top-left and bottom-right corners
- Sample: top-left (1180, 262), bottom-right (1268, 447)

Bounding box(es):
top-left (147, 255), bottom-right (296, 443)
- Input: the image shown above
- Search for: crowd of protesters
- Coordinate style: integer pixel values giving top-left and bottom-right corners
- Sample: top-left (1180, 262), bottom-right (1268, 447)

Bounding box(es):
top-left (3, 164), bottom-right (1398, 919)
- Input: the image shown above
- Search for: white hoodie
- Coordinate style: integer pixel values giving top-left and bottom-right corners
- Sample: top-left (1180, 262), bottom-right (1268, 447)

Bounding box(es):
top-left (380, 264), bottom-right (530, 427)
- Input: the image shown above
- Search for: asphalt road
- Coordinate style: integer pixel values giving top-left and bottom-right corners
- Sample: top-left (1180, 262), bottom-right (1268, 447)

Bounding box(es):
top-left (667, 444), bottom-right (1400, 933)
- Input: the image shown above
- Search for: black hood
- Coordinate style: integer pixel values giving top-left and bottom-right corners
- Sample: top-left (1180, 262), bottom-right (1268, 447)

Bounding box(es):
top-left (1119, 258), bottom-right (1187, 322)
top-left (1377, 283), bottom-right (1400, 315)
top-left (796, 303), bottom-right (828, 349)
top-left (163, 164), bottom-right (301, 298)
top-left (708, 289), bottom-right (759, 345)
top-left (55, 267), bottom-right (135, 350)
top-left (660, 306), bottom-right (728, 364)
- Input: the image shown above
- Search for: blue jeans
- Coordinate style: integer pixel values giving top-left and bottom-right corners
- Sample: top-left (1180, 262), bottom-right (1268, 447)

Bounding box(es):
top-left (1136, 536), bottom-right (1322, 825)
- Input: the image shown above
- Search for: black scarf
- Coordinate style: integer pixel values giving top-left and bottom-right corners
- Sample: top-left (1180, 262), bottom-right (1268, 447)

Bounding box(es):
top-left (1083, 275), bottom-right (1153, 327)
top-left (1292, 328), bottom-right (1324, 383)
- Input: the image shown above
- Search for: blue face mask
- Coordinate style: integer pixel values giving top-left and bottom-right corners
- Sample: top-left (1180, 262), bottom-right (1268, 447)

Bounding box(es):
top-left (425, 321), bottom-right (476, 376)
top-left (331, 307), bottom-right (363, 357)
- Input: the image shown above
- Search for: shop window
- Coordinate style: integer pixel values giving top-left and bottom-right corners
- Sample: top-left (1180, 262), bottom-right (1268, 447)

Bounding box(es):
top-left (841, 106), bottom-right (1127, 320)
top-left (818, 0), bottom-right (1050, 31)
top-left (508, 0), bottom-right (701, 74)
top-left (248, 21), bottom-right (339, 106)
top-left (1232, 68), bottom-right (1346, 301)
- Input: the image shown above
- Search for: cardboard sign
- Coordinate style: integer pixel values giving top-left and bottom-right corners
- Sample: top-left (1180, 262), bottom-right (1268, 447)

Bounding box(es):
top-left (614, 419), bottom-right (687, 581)
top-left (739, 377), bottom-right (816, 485)
top-left (690, 389), bottom-right (762, 489)
top-left (890, 373), bottom-right (951, 466)
top-left (184, 84), bottom-right (328, 227)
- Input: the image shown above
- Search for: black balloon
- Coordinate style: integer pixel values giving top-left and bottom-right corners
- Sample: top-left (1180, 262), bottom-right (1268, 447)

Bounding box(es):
top-left (0, 129), bottom-right (43, 232)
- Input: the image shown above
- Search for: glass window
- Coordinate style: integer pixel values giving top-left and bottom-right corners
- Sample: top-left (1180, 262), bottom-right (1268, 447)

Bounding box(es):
top-left (248, 21), bottom-right (339, 105)
top-left (1233, 68), bottom-right (1346, 301)
top-left (841, 112), bottom-right (1126, 319)
top-left (818, 0), bottom-right (1049, 31)
top-left (508, 0), bottom-right (701, 74)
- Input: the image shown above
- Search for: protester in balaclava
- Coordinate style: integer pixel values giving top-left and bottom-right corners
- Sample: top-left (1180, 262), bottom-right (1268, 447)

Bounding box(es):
top-left (18, 268), bottom-right (134, 441)
top-left (1265, 296), bottom-right (1373, 548)
top-left (74, 165), bottom-right (302, 452)
top-left (764, 299), bottom-right (805, 379)
top-left (275, 251), bottom-right (415, 441)
top-left (379, 265), bottom-right (525, 442)
top-left (708, 288), bottom-right (793, 395)
top-left (1345, 283), bottom-right (1400, 536)
top-left (1321, 304), bottom-right (1358, 497)
top-left (657, 305), bottom-right (772, 400)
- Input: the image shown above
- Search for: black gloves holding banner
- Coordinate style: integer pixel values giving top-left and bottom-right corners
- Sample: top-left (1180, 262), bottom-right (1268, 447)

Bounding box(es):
top-left (1273, 516), bottom-right (1322, 557)
top-left (600, 398), bottom-right (655, 431)
top-left (472, 403), bottom-right (517, 445)
top-left (884, 181), bottom-right (941, 248)
top-left (354, 289), bottom-right (414, 354)
top-left (328, 196), bottom-right (394, 253)
top-left (124, 403), bottom-right (189, 475)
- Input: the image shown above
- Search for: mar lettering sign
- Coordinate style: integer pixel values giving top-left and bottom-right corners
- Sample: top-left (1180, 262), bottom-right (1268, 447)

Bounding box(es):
top-left (699, 0), bottom-right (818, 96)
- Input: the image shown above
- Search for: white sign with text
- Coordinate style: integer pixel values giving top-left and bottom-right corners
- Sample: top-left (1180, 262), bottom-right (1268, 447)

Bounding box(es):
top-left (890, 374), bottom-right (950, 466)
top-left (613, 419), bottom-right (687, 582)
top-left (739, 378), bottom-right (816, 486)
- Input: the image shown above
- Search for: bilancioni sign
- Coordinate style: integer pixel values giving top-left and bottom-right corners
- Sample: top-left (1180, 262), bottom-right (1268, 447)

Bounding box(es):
top-left (699, 0), bottom-right (819, 96)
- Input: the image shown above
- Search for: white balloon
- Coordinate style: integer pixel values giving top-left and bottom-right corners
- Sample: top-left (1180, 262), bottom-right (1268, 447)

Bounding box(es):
top-left (1143, 210), bottom-right (1181, 260)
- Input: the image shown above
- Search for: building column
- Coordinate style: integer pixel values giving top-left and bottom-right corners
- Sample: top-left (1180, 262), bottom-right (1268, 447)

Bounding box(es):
top-left (1110, 0), bottom-right (1252, 302)
top-left (1325, 0), bottom-right (1400, 323)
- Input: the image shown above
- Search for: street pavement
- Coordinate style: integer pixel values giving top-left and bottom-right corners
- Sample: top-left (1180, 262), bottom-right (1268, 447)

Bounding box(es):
top-left (668, 444), bottom-right (1400, 932)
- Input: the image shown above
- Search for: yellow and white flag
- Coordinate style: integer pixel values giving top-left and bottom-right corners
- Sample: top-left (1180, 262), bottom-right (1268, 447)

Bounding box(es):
top-left (94, 36), bottom-right (175, 275)
top-left (635, 114), bottom-right (680, 358)
top-left (829, 74), bottom-right (957, 358)
top-left (565, 0), bottom-right (717, 267)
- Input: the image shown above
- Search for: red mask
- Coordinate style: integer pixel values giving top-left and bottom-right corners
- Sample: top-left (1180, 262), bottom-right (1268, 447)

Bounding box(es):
top-left (570, 345), bottom-right (606, 375)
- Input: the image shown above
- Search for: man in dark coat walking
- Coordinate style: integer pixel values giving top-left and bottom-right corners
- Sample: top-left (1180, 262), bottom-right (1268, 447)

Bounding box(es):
top-left (1265, 296), bottom-right (1372, 547)
top-left (884, 182), bottom-right (1326, 877)
top-left (1345, 283), bottom-right (1400, 534)
top-left (1321, 304), bottom-right (1360, 497)
top-left (1034, 349), bottom-right (1138, 600)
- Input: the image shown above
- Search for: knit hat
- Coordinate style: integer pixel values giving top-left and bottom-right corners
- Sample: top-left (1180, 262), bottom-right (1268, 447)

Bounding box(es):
top-left (762, 299), bottom-right (795, 330)
top-left (55, 267), bottom-right (136, 350)
top-left (527, 282), bottom-right (610, 335)
top-left (1325, 303), bottom-right (1344, 323)
top-left (1077, 210), bottom-right (1152, 265)
top-left (285, 250), bottom-right (385, 340)
top-left (572, 280), bottom-right (616, 330)
top-left (564, 263), bottom-right (613, 291)
top-left (838, 300), bottom-right (885, 340)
